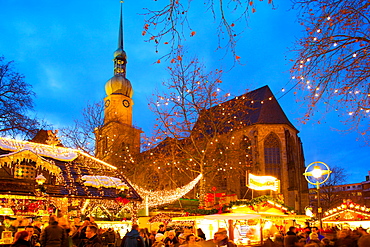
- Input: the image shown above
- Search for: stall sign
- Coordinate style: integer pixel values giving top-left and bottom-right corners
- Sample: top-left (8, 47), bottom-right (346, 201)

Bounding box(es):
top-left (248, 174), bottom-right (279, 191)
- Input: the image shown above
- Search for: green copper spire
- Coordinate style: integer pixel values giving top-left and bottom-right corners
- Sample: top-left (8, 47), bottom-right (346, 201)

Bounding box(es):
top-left (118, 0), bottom-right (124, 51)
top-left (105, 0), bottom-right (133, 98)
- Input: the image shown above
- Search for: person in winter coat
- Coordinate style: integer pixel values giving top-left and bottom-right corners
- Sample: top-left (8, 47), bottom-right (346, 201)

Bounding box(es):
top-left (82, 225), bottom-right (102, 247)
top-left (213, 229), bottom-right (236, 247)
top-left (182, 234), bottom-right (200, 247)
top-left (102, 228), bottom-right (116, 247)
top-left (40, 215), bottom-right (67, 247)
top-left (11, 231), bottom-right (30, 247)
top-left (163, 231), bottom-right (179, 247)
top-left (283, 226), bottom-right (299, 247)
top-left (139, 229), bottom-right (151, 247)
top-left (121, 225), bottom-right (144, 247)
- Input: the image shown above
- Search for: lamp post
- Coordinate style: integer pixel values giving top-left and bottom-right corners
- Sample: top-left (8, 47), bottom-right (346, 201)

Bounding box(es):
top-left (303, 161), bottom-right (332, 229)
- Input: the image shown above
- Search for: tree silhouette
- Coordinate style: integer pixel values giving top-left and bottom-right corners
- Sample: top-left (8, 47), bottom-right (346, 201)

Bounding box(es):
top-left (142, 0), bottom-right (274, 63)
top-left (137, 49), bottom-right (255, 206)
top-left (290, 0), bottom-right (370, 143)
top-left (0, 56), bottom-right (46, 138)
top-left (309, 166), bottom-right (348, 212)
top-left (60, 101), bottom-right (104, 155)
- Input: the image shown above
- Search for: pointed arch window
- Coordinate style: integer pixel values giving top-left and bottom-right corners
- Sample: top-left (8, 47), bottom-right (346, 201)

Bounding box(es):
top-left (285, 130), bottom-right (298, 190)
top-left (239, 135), bottom-right (252, 194)
top-left (264, 132), bottom-right (281, 179)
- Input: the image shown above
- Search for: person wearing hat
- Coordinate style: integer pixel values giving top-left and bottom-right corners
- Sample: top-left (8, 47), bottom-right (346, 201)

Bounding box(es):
top-left (151, 233), bottom-right (165, 247)
top-left (177, 234), bottom-right (186, 247)
top-left (213, 229), bottom-right (236, 247)
top-left (164, 231), bottom-right (179, 247)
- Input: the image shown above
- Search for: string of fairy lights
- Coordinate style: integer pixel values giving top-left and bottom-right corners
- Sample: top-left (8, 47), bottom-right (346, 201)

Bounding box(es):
top-left (282, 11), bottom-right (370, 118)
top-left (129, 174), bottom-right (203, 208)
top-left (96, 87), bottom-right (289, 201)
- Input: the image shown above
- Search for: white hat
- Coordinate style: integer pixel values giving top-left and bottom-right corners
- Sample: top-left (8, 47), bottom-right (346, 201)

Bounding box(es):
top-left (155, 233), bottom-right (164, 241)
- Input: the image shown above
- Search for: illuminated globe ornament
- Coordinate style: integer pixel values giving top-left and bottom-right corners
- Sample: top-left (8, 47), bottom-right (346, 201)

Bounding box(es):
top-left (303, 161), bottom-right (332, 189)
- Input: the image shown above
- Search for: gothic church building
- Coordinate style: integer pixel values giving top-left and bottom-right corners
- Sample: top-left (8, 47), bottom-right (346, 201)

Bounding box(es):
top-left (95, 3), bottom-right (309, 213)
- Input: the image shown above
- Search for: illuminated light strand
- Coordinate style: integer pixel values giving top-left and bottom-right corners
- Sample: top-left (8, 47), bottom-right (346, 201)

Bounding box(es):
top-left (81, 175), bottom-right (128, 189)
top-left (78, 151), bottom-right (117, 170)
top-left (0, 137), bottom-right (77, 161)
top-left (129, 174), bottom-right (202, 208)
top-left (290, 75), bottom-right (367, 116)
top-left (0, 137), bottom-right (117, 170)
top-left (0, 149), bottom-right (62, 177)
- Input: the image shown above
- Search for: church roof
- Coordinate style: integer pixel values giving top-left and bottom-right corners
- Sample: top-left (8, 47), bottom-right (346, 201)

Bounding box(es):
top-left (192, 85), bottom-right (297, 136)
top-left (223, 85), bottom-right (296, 127)
top-left (144, 85), bottom-right (297, 154)
top-left (0, 137), bottom-right (141, 200)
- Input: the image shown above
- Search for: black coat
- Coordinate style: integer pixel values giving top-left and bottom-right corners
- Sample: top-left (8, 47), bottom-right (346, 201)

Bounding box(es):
top-left (82, 234), bottom-right (103, 247)
top-left (40, 222), bottom-right (68, 247)
top-left (11, 239), bottom-right (31, 247)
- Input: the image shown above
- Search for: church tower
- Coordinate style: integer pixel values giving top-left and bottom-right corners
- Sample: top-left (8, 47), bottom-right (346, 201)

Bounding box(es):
top-left (95, 2), bottom-right (142, 165)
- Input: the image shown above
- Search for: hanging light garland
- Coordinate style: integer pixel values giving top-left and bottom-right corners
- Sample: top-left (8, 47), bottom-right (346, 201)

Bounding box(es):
top-left (129, 174), bottom-right (202, 207)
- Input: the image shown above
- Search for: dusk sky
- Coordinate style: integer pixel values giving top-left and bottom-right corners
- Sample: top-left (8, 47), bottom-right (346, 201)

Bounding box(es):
top-left (1, 1), bottom-right (368, 184)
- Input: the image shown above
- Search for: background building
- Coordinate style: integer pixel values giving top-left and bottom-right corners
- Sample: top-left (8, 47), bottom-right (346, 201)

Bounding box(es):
top-left (95, 4), bottom-right (309, 213)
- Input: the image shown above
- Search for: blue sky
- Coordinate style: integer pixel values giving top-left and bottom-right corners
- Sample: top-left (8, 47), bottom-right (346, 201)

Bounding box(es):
top-left (1, 1), bottom-right (368, 184)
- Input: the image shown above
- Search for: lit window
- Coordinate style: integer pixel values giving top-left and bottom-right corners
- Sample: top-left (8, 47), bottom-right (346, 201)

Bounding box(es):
top-left (14, 163), bottom-right (36, 179)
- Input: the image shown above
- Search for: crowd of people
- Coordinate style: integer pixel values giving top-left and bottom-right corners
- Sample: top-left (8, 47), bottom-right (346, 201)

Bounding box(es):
top-left (264, 226), bottom-right (370, 247)
top-left (123, 224), bottom-right (236, 247)
top-left (3, 216), bottom-right (237, 247)
top-left (4, 215), bottom-right (370, 247)
top-left (3, 215), bottom-right (121, 247)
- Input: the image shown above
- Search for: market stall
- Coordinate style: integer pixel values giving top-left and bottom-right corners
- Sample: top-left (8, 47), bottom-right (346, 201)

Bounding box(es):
top-left (322, 201), bottom-right (370, 229)
top-left (0, 134), bottom-right (142, 242)
top-left (171, 197), bottom-right (310, 246)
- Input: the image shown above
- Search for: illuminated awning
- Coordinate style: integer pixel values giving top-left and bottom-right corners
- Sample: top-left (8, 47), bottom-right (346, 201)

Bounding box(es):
top-left (0, 208), bottom-right (14, 216)
top-left (0, 149), bottom-right (62, 176)
top-left (261, 214), bottom-right (310, 220)
top-left (204, 213), bottom-right (261, 220)
top-left (171, 215), bottom-right (206, 221)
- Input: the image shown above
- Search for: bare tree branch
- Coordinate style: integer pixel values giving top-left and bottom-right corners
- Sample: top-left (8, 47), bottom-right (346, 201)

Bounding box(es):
top-left (290, 0), bottom-right (370, 143)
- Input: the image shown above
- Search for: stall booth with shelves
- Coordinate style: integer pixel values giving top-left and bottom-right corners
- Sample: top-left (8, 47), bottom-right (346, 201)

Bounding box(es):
top-left (172, 199), bottom-right (310, 246)
top-left (0, 136), bottom-right (142, 243)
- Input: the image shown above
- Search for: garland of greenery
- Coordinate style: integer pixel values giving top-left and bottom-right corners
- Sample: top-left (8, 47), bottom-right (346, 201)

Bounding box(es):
top-left (229, 195), bottom-right (294, 211)
top-left (184, 196), bottom-right (294, 215)
top-left (184, 208), bottom-right (219, 215)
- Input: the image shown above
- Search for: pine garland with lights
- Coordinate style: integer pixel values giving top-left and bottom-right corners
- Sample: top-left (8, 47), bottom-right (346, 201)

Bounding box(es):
top-left (184, 208), bottom-right (219, 215)
top-left (230, 195), bottom-right (293, 212)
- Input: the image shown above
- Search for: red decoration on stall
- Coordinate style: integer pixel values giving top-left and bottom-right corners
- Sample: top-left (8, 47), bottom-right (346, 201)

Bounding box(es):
top-left (116, 197), bottom-right (130, 205)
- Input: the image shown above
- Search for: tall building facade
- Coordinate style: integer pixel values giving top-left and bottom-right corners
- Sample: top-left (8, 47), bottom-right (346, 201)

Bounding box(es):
top-left (135, 86), bottom-right (309, 213)
top-left (95, 4), bottom-right (309, 213)
top-left (95, 3), bottom-right (142, 166)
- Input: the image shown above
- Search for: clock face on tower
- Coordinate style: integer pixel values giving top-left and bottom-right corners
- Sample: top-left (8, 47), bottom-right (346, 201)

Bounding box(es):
top-left (122, 99), bottom-right (130, 108)
top-left (105, 100), bottom-right (110, 108)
